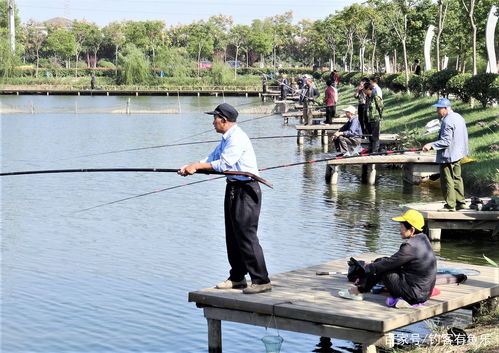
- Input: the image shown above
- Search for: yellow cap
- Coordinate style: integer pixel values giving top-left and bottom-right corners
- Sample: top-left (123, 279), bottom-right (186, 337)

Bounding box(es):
top-left (392, 209), bottom-right (425, 231)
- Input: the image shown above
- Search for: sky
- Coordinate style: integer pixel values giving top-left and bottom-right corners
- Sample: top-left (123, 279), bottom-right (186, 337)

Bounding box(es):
top-left (15, 0), bottom-right (361, 27)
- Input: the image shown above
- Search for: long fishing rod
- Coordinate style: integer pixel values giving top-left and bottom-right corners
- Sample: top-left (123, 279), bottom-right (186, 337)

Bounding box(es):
top-left (74, 148), bottom-right (425, 212)
top-left (0, 168), bottom-right (273, 188)
top-left (70, 134), bottom-right (297, 159)
top-left (258, 148), bottom-right (423, 172)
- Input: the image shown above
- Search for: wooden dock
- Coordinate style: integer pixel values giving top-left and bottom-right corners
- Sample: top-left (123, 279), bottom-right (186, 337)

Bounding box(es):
top-left (189, 253), bottom-right (498, 353)
top-left (282, 110), bottom-right (326, 124)
top-left (325, 150), bottom-right (435, 185)
top-left (403, 199), bottom-right (499, 241)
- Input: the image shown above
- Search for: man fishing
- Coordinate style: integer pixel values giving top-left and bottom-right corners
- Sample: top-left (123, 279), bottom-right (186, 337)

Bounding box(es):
top-left (331, 105), bottom-right (362, 156)
top-left (178, 103), bottom-right (272, 294)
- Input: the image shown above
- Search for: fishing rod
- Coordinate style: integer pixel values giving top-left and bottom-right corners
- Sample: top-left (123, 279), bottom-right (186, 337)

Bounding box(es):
top-left (74, 148), bottom-right (425, 212)
top-left (0, 168), bottom-right (273, 189)
top-left (70, 134), bottom-right (297, 159)
top-left (258, 148), bottom-right (423, 172)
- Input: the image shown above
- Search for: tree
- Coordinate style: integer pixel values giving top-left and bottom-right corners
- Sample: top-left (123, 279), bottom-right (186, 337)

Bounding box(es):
top-left (382, 0), bottom-right (420, 90)
top-left (459, 0), bottom-right (477, 74)
top-left (248, 19), bottom-right (273, 67)
top-left (436, 0), bottom-right (450, 70)
top-left (45, 27), bottom-right (76, 68)
top-left (102, 21), bottom-right (125, 71)
top-left (228, 24), bottom-right (249, 78)
top-left (23, 20), bottom-right (46, 76)
top-left (117, 44), bottom-right (150, 84)
top-left (185, 22), bottom-right (214, 75)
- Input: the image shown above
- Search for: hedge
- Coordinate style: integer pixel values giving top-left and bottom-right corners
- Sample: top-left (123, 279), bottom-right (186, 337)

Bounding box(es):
top-left (338, 70), bottom-right (498, 107)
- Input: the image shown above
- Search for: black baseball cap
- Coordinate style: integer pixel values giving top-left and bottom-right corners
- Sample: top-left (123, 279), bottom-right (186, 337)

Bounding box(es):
top-left (205, 103), bottom-right (238, 122)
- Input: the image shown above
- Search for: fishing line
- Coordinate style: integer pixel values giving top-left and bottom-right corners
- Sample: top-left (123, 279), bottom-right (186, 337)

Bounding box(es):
top-left (73, 148), bottom-right (424, 211)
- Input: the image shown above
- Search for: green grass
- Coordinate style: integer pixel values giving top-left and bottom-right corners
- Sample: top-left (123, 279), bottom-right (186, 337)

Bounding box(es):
top-left (352, 88), bottom-right (498, 195)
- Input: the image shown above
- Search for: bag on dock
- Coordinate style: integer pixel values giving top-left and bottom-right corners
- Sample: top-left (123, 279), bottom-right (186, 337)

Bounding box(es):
top-left (347, 257), bottom-right (366, 282)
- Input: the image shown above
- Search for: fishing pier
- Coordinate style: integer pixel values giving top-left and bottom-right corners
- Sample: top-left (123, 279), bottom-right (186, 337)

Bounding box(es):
top-left (189, 253), bottom-right (498, 353)
top-left (325, 151), bottom-right (437, 185)
top-left (402, 200), bottom-right (499, 241)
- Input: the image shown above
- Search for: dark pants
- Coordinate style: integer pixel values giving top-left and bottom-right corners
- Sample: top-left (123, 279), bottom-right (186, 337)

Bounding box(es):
top-left (440, 160), bottom-right (465, 209)
top-left (366, 120), bottom-right (380, 152)
top-left (357, 103), bottom-right (366, 133)
top-left (334, 136), bottom-right (360, 153)
top-left (357, 267), bottom-right (424, 305)
top-left (224, 180), bottom-right (270, 285)
top-left (325, 105), bottom-right (336, 124)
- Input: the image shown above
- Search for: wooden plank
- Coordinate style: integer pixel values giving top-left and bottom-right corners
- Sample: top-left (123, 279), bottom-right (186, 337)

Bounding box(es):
top-left (283, 111), bottom-right (326, 117)
top-left (327, 153), bottom-right (437, 165)
top-left (402, 200), bottom-right (499, 221)
top-left (203, 307), bottom-right (392, 346)
top-left (295, 124), bottom-right (344, 131)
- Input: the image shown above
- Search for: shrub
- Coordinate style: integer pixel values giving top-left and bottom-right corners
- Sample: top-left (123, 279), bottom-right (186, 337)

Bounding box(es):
top-left (467, 73), bottom-right (499, 108)
top-left (424, 68), bottom-right (458, 96)
top-left (447, 73), bottom-right (472, 103)
top-left (391, 73), bottom-right (408, 92)
top-left (97, 59), bottom-right (116, 68)
top-left (379, 73), bottom-right (399, 90)
top-left (408, 74), bottom-right (423, 96)
top-left (210, 59), bottom-right (233, 85)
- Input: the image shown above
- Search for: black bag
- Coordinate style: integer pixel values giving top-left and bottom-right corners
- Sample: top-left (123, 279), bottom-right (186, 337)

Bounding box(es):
top-left (347, 257), bottom-right (366, 282)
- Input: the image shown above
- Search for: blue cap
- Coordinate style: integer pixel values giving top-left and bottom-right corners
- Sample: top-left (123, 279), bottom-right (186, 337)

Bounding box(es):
top-left (432, 98), bottom-right (451, 107)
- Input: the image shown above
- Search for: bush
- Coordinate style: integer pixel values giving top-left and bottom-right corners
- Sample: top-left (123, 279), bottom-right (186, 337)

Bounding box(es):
top-left (424, 68), bottom-right (458, 96)
top-left (210, 59), bottom-right (233, 84)
top-left (379, 73), bottom-right (399, 90)
top-left (97, 59), bottom-right (116, 68)
top-left (391, 73), bottom-right (408, 92)
top-left (408, 74), bottom-right (423, 96)
top-left (447, 73), bottom-right (472, 103)
top-left (467, 73), bottom-right (499, 108)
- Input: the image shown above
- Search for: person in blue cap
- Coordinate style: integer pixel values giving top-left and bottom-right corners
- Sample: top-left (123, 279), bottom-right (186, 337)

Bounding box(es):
top-left (178, 103), bottom-right (272, 294)
top-left (423, 98), bottom-right (469, 211)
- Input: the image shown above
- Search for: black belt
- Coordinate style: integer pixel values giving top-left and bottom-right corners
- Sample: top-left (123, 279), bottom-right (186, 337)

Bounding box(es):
top-left (226, 178), bottom-right (255, 184)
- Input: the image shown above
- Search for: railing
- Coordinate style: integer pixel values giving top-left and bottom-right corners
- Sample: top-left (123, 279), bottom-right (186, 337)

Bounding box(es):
top-left (0, 84), bottom-right (263, 91)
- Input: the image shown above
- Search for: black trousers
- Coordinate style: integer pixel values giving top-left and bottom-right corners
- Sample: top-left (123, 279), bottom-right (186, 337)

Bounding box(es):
top-left (357, 103), bottom-right (366, 133)
top-left (366, 120), bottom-right (380, 152)
top-left (224, 180), bottom-right (270, 285)
top-left (325, 105), bottom-right (336, 124)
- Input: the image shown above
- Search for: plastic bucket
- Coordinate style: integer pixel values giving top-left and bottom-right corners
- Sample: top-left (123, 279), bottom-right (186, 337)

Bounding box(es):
top-left (261, 334), bottom-right (284, 353)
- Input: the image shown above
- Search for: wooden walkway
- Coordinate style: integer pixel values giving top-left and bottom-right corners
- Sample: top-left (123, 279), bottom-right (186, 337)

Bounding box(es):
top-left (403, 199), bottom-right (499, 240)
top-left (189, 253), bottom-right (498, 353)
top-left (0, 88), bottom-right (262, 97)
top-left (325, 151), bottom-right (437, 185)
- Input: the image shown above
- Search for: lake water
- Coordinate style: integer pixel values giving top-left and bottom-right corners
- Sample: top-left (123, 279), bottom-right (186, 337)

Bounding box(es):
top-left (1, 95), bottom-right (496, 353)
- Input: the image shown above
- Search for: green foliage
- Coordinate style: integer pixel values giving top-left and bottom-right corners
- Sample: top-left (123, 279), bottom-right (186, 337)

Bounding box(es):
top-left (408, 74), bottom-right (423, 96)
top-left (0, 38), bottom-right (20, 78)
top-left (391, 73), bottom-right (408, 93)
top-left (210, 59), bottom-right (233, 85)
top-left (155, 46), bottom-right (192, 77)
top-left (117, 44), bottom-right (151, 84)
top-left (447, 73), bottom-right (472, 102)
top-left (45, 28), bottom-right (76, 61)
top-left (467, 73), bottom-right (499, 108)
top-left (424, 68), bottom-right (458, 96)
top-left (97, 59), bottom-right (115, 68)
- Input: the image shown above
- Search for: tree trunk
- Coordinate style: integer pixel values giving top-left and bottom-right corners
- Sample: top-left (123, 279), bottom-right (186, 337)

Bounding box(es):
top-left (93, 49), bottom-right (98, 68)
top-left (197, 44), bottom-right (202, 76)
top-left (402, 38), bottom-right (409, 92)
top-left (393, 49), bottom-right (397, 72)
top-left (35, 50), bottom-right (39, 78)
top-left (436, 0), bottom-right (448, 71)
top-left (234, 45), bottom-right (239, 79)
top-left (333, 48), bottom-right (336, 71)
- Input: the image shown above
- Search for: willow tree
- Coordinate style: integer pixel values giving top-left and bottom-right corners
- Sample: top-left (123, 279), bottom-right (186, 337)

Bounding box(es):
top-left (117, 44), bottom-right (150, 84)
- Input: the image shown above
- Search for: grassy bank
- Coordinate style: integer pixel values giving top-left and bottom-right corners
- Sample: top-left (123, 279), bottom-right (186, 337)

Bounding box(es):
top-left (386, 305), bottom-right (498, 353)
top-left (334, 85), bottom-right (498, 195)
